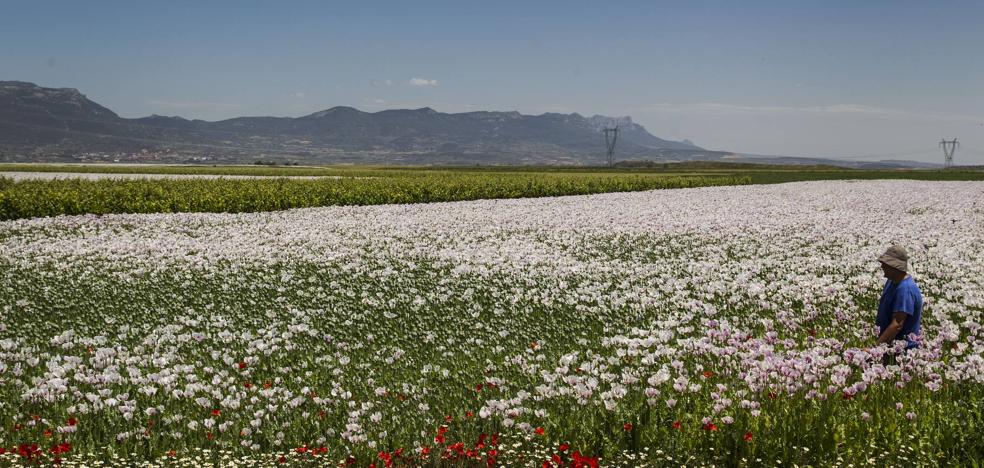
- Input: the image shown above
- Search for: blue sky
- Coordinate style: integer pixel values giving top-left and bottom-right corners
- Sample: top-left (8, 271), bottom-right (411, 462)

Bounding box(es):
top-left (2, 0), bottom-right (983, 162)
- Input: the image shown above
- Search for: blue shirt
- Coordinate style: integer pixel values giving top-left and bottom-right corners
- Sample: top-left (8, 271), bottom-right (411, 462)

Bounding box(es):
top-left (876, 276), bottom-right (923, 349)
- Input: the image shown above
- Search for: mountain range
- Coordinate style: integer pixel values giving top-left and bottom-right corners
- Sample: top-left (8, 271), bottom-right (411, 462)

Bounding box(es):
top-left (0, 81), bottom-right (711, 165)
top-left (0, 81), bottom-right (940, 168)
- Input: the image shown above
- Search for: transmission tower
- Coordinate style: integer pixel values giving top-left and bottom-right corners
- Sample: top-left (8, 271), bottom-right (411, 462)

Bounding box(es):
top-left (939, 138), bottom-right (959, 168)
top-left (603, 125), bottom-right (619, 167)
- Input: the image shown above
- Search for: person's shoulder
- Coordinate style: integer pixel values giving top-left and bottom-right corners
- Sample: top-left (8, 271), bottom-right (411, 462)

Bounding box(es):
top-left (901, 276), bottom-right (922, 293)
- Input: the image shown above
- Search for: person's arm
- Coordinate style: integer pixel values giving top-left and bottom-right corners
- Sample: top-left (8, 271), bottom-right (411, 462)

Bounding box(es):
top-left (876, 312), bottom-right (907, 345)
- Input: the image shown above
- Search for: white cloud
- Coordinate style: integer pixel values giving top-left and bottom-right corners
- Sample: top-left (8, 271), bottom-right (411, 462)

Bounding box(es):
top-left (409, 78), bottom-right (439, 87)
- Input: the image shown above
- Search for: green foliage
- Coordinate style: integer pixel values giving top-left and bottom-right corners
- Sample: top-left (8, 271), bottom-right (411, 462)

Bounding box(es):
top-left (2, 163), bottom-right (982, 220)
top-left (0, 173), bottom-right (749, 220)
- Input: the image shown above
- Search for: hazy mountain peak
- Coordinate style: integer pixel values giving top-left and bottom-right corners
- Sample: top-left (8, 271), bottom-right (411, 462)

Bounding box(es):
top-left (303, 106), bottom-right (365, 118)
top-left (0, 80), bottom-right (118, 120)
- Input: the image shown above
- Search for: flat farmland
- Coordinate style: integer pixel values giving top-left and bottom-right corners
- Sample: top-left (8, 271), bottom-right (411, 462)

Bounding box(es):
top-left (0, 172), bottom-right (350, 181)
top-left (0, 180), bottom-right (982, 466)
top-left (0, 166), bottom-right (749, 220)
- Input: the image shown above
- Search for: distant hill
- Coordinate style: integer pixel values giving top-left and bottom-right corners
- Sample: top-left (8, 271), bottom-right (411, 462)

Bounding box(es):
top-left (0, 81), bottom-right (702, 164)
top-left (0, 81), bottom-right (945, 168)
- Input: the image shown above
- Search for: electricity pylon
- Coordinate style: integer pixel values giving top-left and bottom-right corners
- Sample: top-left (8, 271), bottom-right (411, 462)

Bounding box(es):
top-left (603, 125), bottom-right (619, 167)
top-left (939, 138), bottom-right (959, 168)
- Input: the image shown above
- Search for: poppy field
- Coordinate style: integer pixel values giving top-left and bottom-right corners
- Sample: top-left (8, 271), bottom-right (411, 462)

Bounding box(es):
top-left (0, 180), bottom-right (982, 466)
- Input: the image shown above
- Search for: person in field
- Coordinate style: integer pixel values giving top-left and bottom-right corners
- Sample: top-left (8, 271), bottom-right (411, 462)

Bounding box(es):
top-left (875, 245), bottom-right (923, 363)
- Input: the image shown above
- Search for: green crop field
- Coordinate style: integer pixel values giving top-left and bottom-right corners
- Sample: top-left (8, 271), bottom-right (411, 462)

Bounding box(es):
top-left (0, 171), bottom-right (747, 220)
top-left (1, 163), bottom-right (983, 221)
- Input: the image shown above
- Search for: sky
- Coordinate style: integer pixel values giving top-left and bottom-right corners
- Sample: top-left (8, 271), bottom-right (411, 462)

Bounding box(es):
top-left (2, 0), bottom-right (983, 163)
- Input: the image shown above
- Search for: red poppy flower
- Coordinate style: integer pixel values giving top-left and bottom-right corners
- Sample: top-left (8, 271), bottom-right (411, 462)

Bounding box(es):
top-left (434, 434), bottom-right (446, 444)
top-left (744, 432), bottom-right (754, 442)
top-left (534, 427), bottom-right (545, 436)
top-left (571, 451), bottom-right (600, 468)
top-left (210, 409), bottom-right (221, 417)
top-left (559, 443), bottom-right (570, 452)
top-left (66, 418), bottom-right (77, 426)
top-left (18, 444), bottom-right (41, 460)
top-left (49, 442), bottom-right (71, 455)
top-left (703, 370), bottom-right (714, 378)
top-left (238, 362), bottom-right (247, 370)
top-left (465, 411), bottom-right (474, 418)
top-left (623, 423), bottom-right (633, 431)
top-left (167, 450), bottom-right (176, 457)
top-left (420, 446), bottom-right (431, 456)
top-left (672, 420), bottom-right (682, 430)
top-left (475, 383), bottom-right (483, 392)
top-left (277, 456), bottom-right (286, 464)
top-left (702, 422), bottom-right (718, 431)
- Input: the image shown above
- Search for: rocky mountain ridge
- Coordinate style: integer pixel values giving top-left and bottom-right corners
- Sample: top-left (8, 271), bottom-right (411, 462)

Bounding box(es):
top-left (0, 81), bottom-right (706, 164)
